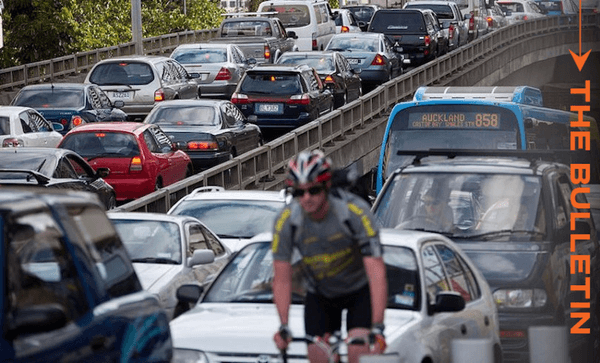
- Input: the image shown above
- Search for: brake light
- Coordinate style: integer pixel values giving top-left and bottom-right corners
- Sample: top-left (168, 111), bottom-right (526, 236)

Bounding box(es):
top-left (523, 15), bottom-right (528, 20)
top-left (264, 45), bottom-right (271, 60)
top-left (72, 115), bottom-right (84, 127)
top-left (424, 35), bottom-right (431, 47)
top-left (130, 156), bottom-right (143, 172)
top-left (487, 16), bottom-right (493, 27)
top-left (155, 89), bottom-right (165, 102)
top-left (469, 14), bottom-right (475, 30)
top-left (2, 138), bottom-right (23, 147)
top-left (371, 54), bottom-right (386, 66)
top-left (288, 94), bottom-right (310, 105)
top-left (60, 118), bottom-right (68, 126)
top-left (188, 141), bottom-right (219, 150)
top-left (231, 93), bottom-right (250, 104)
top-left (448, 24), bottom-right (455, 39)
top-left (312, 33), bottom-right (318, 50)
top-left (341, 26), bottom-right (349, 33)
top-left (324, 75), bottom-right (335, 84)
top-left (215, 68), bottom-right (232, 81)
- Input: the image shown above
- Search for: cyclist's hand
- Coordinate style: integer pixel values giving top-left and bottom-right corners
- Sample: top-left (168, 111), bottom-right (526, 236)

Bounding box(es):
top-left (369, 324), bottom-right (387, 353)
top-left (274, 324), bottom-right (292, 351)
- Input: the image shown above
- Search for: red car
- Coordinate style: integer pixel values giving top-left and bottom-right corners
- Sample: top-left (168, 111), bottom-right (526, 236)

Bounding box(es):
top-left (59, 122), bottom-right (193, 201)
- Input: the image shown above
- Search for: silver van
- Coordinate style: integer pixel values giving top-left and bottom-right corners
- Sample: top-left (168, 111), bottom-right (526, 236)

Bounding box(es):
top-left (258, 0), bottom-right (336, 51)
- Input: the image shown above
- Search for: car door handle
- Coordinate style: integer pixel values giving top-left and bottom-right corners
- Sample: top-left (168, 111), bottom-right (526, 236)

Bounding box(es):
top-left (460, 324), bottom-right (467, 335)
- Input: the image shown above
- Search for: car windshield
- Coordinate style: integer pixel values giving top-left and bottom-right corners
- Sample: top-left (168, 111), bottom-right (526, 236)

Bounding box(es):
top-left (404, 4), bottom-right (454, 19)
top-left (327, 37), bottom-right (378, 52)
top-left (172, 49), bottom-right (228, 64)
top-left (278, 55), bottom-right (335, 73)
top-left (170, 199), bottom-right (284, 238)
top-left (14, 89), bottom-right (85, 108)
top-left (239, 73), bottom-right (303, 95)
top-left (374, 172), bottom-right (545, 237)
top-left (60, 132), bottom-right (140, 158)
top-left (261, 5), bottom-right (311, 28)
top-left (369, 12), bottom-right (426, 33)
top-left (146, 106), bottom-right (218, 126)
top-left (89, 62), bottom-right (154, 86)
top-left (203, 241), bottom-right (421, 310)
top-left (112, 219), bottom-right (182, 265)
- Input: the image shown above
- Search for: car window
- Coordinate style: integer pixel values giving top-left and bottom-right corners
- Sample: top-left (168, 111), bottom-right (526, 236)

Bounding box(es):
top-left (383, 245), bottom-right (420, 310)
top-left (148, 106), bottom-right (218, 126)
top-left (263, 4), bottom-right (311, 28)
top-left (201, 224), bottom-right (226, 257)
top-left (369, 11), bottom-right (426, 33)
top-left (240, 72), bottom-right (303, 95)
top-left (28, 110), bottom-right (52, 132)
top-left (435, 244), bottom-right (478, 302)
top-left (173, 49), bottom-right (228, 64)
top-left (151, 127), bottom-right (174, 153)
top-left (189, 223), bottom-right (209, 252)
top-left (303, 69), bottom-right (322, 92)
top-left (231, 47), bottom-right (243, 64)
top-left (421, 244), bottom-right (451, 302)
top-left (89, 62), bottom-right (155, 86)
top-left (14, 89), bottom-right (85, 108)
top-left (54, 157), bottom-right (79, 179)
top-left (115, 219), bottom-right (182, 264)
top-left (222, 102), bottom-right (245, 127)
top-left (19, 111), bottom-right (34, 133)
top-left (162, 61), bottom-right (182, 82)
top-left (61, 131), bottom-right (140, 158)
top-left (0, 116), bottom-right (9, 135)
top-left (273, 21), bottom-right (284, 38)
top-left (65, 154), bottom-right (94, 178)
top-left (143, 130), bottom-right (161, 153)
top-left (88, 87), bottom-right (103, 109)
top-left (6, 211), bottom-right (90, 329)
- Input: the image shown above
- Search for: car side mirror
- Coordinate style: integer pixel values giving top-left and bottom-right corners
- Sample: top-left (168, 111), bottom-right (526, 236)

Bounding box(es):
top-left (96, 167), bottom-right (110, 179)
top-left (176, 284), bottom-right (204, 304)
top-left (188, 249), bottom-right (215, 267)
top-left (287, 31), bottom-right (298, 39)
top-left (7, 304), bottom-right (68, 338)
top-left (432, 291), bottom-right (466, 314)
top-left (358, 21), bottom-right (367, 29)
top-left (113, 100), bottom-right (125, 108)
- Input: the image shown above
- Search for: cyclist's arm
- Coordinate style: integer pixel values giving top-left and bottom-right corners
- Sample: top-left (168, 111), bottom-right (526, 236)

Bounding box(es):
top-left (364, 256), bottom-right (387, 325)
top-left (273, 260), bottom-right (293, 325)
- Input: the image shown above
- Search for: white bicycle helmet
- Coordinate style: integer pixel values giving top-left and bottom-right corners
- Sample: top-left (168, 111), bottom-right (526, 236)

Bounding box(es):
top-left (286, 149), bottom-right (332, 186)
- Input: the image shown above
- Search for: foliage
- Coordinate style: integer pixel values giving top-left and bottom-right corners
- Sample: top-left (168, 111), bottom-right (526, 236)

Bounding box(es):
top-left (0, 0), bottom-right (223, 69)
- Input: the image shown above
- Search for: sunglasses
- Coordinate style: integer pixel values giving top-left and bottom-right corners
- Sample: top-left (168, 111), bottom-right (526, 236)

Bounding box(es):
top-left (292, 185), bottom-right (325, 198)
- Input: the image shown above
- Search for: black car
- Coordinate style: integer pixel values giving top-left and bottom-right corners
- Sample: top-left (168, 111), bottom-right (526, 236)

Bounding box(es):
top-left (144, 99), bottom-right (263, 171)
top-left (371, 150), bottom-right (600, 363)
top-left (10, 83), bottom-right (128, 135)
top-left (0, 148), bottom-right (116, 210)
top-left (276, 51), bottom-right (362, 108)
top-left (231, 64), bottom-right (334, 130)
top-left (367, 8), bottom-right (449, 67)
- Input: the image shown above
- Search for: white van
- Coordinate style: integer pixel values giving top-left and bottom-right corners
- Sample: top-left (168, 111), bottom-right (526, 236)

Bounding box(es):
top-left (258, 0), bottom-right (336, 51)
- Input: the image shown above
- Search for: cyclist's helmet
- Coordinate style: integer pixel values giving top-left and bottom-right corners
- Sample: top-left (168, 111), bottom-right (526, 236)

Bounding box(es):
top-left (286, 150), bottom-right (332, 186)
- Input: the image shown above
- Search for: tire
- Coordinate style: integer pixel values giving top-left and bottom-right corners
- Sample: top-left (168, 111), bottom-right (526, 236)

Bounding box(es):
top-left (155, 178), bottom-right (163, 191)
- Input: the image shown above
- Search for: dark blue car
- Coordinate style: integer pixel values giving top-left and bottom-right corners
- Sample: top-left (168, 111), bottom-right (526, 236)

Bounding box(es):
top-left (0, 188), bottom-right (173, 362)
top-left (10, 83), bottom-right (128, 135)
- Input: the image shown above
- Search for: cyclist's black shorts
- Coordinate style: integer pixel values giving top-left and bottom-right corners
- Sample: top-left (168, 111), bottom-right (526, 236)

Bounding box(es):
top-left (304, 284), bottom-right (371, 337)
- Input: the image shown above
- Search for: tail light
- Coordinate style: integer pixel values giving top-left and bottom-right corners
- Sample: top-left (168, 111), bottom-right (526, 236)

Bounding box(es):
top-left (487, 16), bottom-right (493, 27)
top-left (469, 14), bottom-right (475, 30)
top-left (424, 35), bottom-right (431, 47)
top-left (312, 33), bottom-right (318, 50)
top-left (324, 75), bottom-right (336, 85)
top-left (264, 45), bottom-right (271, 60)
top-left (129, 156), bottom-right (143, 172)
top-left (155, 89), bottom-right (165, 102)
top-left (215, 68), bottom-right (232, 81)
top-left (71, 115), bottom-right (84, 127)
top-left (371, 54), bottom-right (386, 66)
top-left (188, 141), bottom-right (219, 150)
top-left (448, 24), bottom-right (455, 40)
top-left (231, 92), bottom-right (250, 104)
top-left (2, 138), bottom-right (24, 147)
top-left (60, 118), bottom-right (68, 126)
top-left (523, 15), bottom-right (528, 20)
top-left (288, 94), bottom-right (310, 105)
top-left (341, 26), bottom-right (349, 33)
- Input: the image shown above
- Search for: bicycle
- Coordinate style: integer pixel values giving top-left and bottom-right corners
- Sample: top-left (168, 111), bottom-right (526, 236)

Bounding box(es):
top-left (280, 330), bottom-right (372, 363)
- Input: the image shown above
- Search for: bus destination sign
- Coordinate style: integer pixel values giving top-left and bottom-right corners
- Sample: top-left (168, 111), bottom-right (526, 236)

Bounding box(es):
top-left (408, 112), bottom-right (501, 129)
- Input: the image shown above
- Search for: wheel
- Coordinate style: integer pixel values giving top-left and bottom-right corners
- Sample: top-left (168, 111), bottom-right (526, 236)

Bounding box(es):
top-left (154, 178), bottom-right (163, 191)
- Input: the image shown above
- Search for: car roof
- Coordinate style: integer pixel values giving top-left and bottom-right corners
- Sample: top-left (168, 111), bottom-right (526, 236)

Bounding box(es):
top-left (248, 64), bottom-right (312, 73)
top-left (150, 99), bottom-right (226, 108)
top-left (108, 211), bottom-right (201, 224)
top-left (95, 55), bottom-right (172, 65)
top-left (174, 43), bottom-right (234, 50)
top-left (332, 32), bottom-right (382, 39)
top-left (64, 121), bottom-right (152, 135)
top-left (0, 146), bottom-right (73, 158)
top-left (0, 106), bottom-right (37, 115)
top-left (175, 186), bottom-right (288, 202)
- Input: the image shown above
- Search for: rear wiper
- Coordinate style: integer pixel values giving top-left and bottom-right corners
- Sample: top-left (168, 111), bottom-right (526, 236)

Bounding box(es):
top-left (131, 257), bottom-right (179, 265)
top-left (460, 230), bottom-right (545, 240)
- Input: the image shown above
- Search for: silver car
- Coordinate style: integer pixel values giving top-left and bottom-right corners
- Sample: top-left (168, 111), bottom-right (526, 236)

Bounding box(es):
top-left (108, 212), bottom-right (231, 320)
top-left (170, 43), bottom-right (256, 100)
top-left (0, 106), bottom-right (63, 147)
top-left (85, 55), bottom-right (201, 121)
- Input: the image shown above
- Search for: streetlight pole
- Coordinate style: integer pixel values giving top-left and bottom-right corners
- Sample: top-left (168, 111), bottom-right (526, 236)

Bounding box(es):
top-left (131, 0), bottom-right (143, 55)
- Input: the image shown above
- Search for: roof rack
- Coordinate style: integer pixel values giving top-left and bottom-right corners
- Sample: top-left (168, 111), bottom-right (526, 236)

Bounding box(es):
top-left (412, 86), bottom-right (544, 106)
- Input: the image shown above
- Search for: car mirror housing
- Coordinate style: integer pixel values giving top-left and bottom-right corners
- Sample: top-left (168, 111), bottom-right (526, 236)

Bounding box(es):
top-left (176, 284), bottom-right (204, 304)
top-left (433, 291), bottom-right (466, 313)
top-left (188, 249), bottom-right (215, 267)
top-left (96, 167), bottom-right (110, 179)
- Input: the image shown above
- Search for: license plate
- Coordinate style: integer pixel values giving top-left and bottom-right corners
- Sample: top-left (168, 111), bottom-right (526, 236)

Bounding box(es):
top-left (257, 103), bottom-right (282, 114)
top-left (347, 58), bottom-right (360, 65)
top-left (112, 91), bottom-right (132, 100)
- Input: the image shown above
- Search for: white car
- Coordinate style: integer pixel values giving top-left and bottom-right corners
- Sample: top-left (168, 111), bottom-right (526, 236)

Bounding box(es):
top-left (497, 0), bottom-right (546, 24)
top-left (167, 186), bottom-right (290, 251)
top-left (333, 9), bottom-right (363, 33)
top-left (169, 229), bottom-right (503, 363)
top-left (0, 106), bottom-right (63, 148)
top-left (108, 212), bottom-right (232, 319)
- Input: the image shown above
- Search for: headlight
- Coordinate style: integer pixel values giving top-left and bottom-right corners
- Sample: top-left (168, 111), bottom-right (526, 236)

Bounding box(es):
top-left (172, 348), bottom-right (209, 363)
top-left (493, 288), bottom-right (547, 308)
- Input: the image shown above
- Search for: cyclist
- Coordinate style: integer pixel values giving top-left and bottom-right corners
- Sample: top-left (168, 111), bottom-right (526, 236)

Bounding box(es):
top-left (271, 149), bottom-right (388, 363)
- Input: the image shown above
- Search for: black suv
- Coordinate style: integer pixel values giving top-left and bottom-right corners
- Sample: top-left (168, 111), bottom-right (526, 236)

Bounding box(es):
top-left (0, 187), bottom-right (173, 362)
top-left (372, 150), bottom-right (600, 363)
top-left (367, 8), bottom-right (449, 67)
top-left (231, 64), bottom-right (334, 130)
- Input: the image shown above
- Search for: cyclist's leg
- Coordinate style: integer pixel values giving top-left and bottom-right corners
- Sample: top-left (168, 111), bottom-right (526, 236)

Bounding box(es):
top-left (345, 285), bottom-right (375, 363)
top-left (305, 291), bottom-right (342, 363)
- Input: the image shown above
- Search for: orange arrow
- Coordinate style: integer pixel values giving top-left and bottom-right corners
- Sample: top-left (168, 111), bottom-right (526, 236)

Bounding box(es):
top-left (570, 0), bottom-right (590, 71)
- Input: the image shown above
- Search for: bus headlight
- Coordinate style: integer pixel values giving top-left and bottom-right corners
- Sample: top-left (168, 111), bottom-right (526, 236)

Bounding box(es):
top-left (172, 348), bottom-right (209, 363)
top-left (493, 288), bottom-right (547, 308)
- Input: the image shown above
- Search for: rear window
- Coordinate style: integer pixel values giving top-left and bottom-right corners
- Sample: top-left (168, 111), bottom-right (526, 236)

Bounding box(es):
top-left (345, 7), bottom-right (376, 22)
top-left (327, 37), bottom-right (378, 52)
top-left (61, 131), bottom-right (140, 158)
top-left (240, 72), bottom-right (303, 95)
top-left (172, 48), bottom-right (227, 64)
top-left (221, 20), bottom-right (273, 36)
top-left (89, 62), bottom-right (155, 86)
top-left (499, 2), bottom-right (525, 11)
top-left (260, 4), bottom-right (311, 28)
top-left (147, 106), bottom-right (218, 126)
top-left (278, 55), bottom-right (335, 73)
top-left (13, 89), bottom-right (85, 108)
top-left (404, 4), bottom-right (455, 19)
top-left (369, 12), bottom-right (426, 33)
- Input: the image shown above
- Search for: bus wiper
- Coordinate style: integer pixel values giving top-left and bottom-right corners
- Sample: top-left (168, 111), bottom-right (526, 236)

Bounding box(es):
top-left (131, 257), bottom-right (179, 264)
top-left (460, 230), bottom-right (545, 240)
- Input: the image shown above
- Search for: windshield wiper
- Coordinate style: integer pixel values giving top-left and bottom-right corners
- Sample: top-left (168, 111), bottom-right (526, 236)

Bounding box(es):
top-left (131, 257), bottom-right (179, 264)
top-left (459, 230), bottom-right (545, 240)
top-left (230, 290), bottom-right (273, 303)
top-left (400, 227), bottom-right (455, 237)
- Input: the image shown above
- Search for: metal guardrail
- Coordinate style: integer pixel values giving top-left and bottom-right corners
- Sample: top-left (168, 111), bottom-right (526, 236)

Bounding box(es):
top-left (111, 14), bottom-right (599, 213)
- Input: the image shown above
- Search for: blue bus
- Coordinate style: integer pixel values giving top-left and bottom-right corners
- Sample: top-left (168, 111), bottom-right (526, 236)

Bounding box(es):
top-left (376, 86), bottom-right (599, 192)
